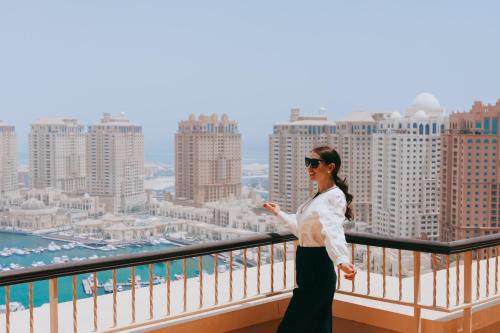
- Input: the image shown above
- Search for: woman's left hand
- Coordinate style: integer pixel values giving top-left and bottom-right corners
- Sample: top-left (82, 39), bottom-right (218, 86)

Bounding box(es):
top-left (338, 263), bottom-right (356, 281)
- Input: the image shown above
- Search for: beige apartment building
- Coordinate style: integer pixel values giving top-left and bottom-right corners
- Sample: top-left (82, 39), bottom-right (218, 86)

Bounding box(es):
top-left (175, 114), bottom-right (241, 205)
top-left (86, 113), bottom-right (145, 213)
top-left (335, 111), bottom-right (391, 225)
top-left (269, 108), bottom-right (338, 213)
top-left (29, 118), bottom-right (86, 194)
top-left (0, 121), bottom-right (18, 198)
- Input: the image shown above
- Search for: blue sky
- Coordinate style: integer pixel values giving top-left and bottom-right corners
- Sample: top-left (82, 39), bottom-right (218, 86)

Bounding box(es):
top-left (1, 1), bottom-right (499, 163)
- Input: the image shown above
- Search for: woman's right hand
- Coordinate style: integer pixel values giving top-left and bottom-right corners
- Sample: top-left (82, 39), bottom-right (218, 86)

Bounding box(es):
top-left (262, 202), bottom-right (280, 216)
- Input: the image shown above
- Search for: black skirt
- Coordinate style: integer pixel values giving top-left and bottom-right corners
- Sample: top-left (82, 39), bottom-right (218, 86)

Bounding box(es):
top-left (276, 246), bottom-right (337, 333)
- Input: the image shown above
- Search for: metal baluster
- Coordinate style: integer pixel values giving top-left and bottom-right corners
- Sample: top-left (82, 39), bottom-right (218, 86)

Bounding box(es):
top-left (229, 251), bottom-right (233, 301)
top-left (367, 245), bottom-right (371, 295)
top-left (243, 249), bottom-right (248, 298)
top-left (456, 254), bottom-right (461, 305)
top-left (149, 263), bottom-right (154, 319)
top-left (257, 246), bottom-right (261, 294)
top-left (183, 258), bottom-right (187, 312)
top-left (282, 242), bottom-right (287, 289)
top-left (270, 243), bottom-right (274, 293)
top-left (113, 269), bottom-right (117, 326)
top-left (6, 285), bottom-right (10, 333)
top-left (432, 254), bottom-right (437, 307)
top-left (398, 249), bottom-right (403, 301)
top-left (476, 250), bottom-right (480, 300)
top-left (29, 282), bottom-right (34, 333)
top-left (131, 267), bottom-right (136, 323)
top-left (214, 254), bottom-right (219, 305)
top-left (166, 261), bottom-right (171, 316)
top-left (382, 247), bottom-right (386, 298)
top-left (93, 272), bottom-right (97, 331)
top-left (446, 255), bottom-right (450, 308)
top-left (352, 244), bottom-right (356, 292)
top-left (72, 276), bottom-right (77, 333)
top-left (199, 256), bottom-right (203, 308)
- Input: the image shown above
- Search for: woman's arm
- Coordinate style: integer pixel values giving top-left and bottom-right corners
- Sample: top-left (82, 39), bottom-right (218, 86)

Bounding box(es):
top-left (276, 211), bottom-right (299, 237)
top-left (317, 190), bottom-right (350, 266)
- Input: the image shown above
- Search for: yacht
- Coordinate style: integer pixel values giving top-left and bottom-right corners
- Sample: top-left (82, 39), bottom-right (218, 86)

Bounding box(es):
top-left (32, 261), bottom-right (46, 267)
top-left (149, 239), bottom-right (160, 246)
top-left (47, 242), bottom-right (61, 251)
top-left (103, 280), bottom-right (123, 293)
top-left (174, 274), bottom-right (184, 280)
top-left (0, 302), bottom-right (25, 314)
top-left (9, 263), bottom-right (23, 270)
top-left (12, 248), bottom-right (27, 255)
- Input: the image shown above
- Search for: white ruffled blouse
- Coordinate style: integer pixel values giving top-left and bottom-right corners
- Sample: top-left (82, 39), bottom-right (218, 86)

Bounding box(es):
top-left (276, 186), bottom-right (350, 266)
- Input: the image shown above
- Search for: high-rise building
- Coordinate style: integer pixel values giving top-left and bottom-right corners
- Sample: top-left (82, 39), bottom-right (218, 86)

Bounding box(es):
top-left (29, 118), bottom-right (86, 194)
top-left (335, 112), bottom-right (391, 225)
top-left (440, 100), bottom-right (500, 241)
top-left (269, 108), bottom-right (337, 213)
top-left (87, 113), bottom-right (145, 213)
top-left (372, 93), bottom-right (445, 240)
top-left (175, 114), bottom-right (241, 205)
top-left (0, 121), bottom-right (18, 197)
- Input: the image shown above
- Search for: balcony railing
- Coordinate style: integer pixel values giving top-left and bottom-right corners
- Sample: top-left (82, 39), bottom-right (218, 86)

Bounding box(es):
top-left (1, 231), bottom-right (500, 333)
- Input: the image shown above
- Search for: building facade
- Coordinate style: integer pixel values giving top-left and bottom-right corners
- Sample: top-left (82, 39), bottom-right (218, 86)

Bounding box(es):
top-left (175, 114), bottom-right (241, 205)
top-left (29, 118), bottom-right (86, 194)
top-left (0, 121), bottom-right (18, 198)
top-left (86, 113), bottom-right (145, 213)
top-left (335, 112), bottom-right (391, 225)
top-left (269, 108), bottom-right (337, 213)
top-left (440, 100), bottom-right (500, 241)
top-left (372, 93), bottom-right (445, 240)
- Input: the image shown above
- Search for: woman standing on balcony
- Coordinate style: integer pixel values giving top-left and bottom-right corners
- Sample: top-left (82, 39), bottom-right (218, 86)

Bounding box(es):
top-left (263, 145), bottom-right (356, 333)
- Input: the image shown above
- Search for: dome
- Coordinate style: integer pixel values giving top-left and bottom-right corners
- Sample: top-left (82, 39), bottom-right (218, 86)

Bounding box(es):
top-left (414, 110), bottom-right (428, 118)
top-left (412, 93), bottom-right (441, 110)
top-left (20, 198), bottom-right (46, 210)
top-left (406, 92), bottom-right (443, 117)
top-left (389, 111), bottom-right (403, 119)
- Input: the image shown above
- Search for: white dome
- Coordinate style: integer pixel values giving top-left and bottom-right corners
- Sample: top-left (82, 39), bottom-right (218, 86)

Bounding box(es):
top-left (20, 198), bottom-right (46, 210)
top-left (389, 111), bottom-right (403, 119)
top-left (406, 92), bottom-right (443, 117)
top-left (411, 93), bottom-right (441, 111)
top-left (414, 110), bottom-right (428, 118)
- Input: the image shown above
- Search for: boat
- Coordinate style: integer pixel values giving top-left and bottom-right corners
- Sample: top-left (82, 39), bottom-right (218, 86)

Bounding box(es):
top-left (9, 263), bottom-right (23, 270)
top-left (158, 237), bottom-right (171, 244)
top-left (149, 239), bottom-right (160, 246)
top-left (100, 244), bottom-right (117, 251)
top-left (174, 274), bottom-right (184, 280)
top-left (0, 249), bottom-right (11, 257)
top-left (152, 275), bottom-right (166, 284)
top-left (217, 264), bottom-right (227, 273)
top-left (12, 248), bottom-right (27, 255)
top-left (0, 302), bottom-right (25, 314)
top-left (103, 279), bottom-right (124, 293)
top-left (32, 261), bottom-right (46, 267)
top-left (47, 242), bottom-right (61, 251)
top-left (88, 255), bottom-right (99, 260)
top-left (51, 256), bottom-right (69, 264)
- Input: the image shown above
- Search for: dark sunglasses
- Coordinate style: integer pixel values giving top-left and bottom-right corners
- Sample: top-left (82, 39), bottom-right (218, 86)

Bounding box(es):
top-left (305, 157), bottom-right (324, 168)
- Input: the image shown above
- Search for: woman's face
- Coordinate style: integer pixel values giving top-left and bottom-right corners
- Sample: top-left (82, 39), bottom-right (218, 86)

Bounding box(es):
top-left (306, 151), bottom-right (335, 183)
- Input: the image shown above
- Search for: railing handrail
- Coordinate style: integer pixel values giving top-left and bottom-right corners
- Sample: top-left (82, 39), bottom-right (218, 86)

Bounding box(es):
top-left (2, 231), bottom-right (500, 287)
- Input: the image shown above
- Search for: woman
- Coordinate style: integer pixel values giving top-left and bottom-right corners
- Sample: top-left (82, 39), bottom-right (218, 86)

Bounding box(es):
top-left (263, 145), bottom-right (356, 333)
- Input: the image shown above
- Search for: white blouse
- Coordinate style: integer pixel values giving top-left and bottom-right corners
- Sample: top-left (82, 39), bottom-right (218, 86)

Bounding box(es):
top-left (276, 186), bottom-right (350, 266)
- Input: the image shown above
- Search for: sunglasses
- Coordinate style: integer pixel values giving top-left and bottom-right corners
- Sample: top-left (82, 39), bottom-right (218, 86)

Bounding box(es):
top-left (305, 157), bottom-right (324, 168)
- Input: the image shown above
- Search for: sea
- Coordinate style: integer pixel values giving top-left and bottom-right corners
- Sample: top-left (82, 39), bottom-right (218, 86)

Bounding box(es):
top-left (0, 233), bottom-right (214, 308)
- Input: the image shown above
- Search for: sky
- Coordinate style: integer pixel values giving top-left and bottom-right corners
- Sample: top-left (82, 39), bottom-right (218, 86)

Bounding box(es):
top-left (1, 1), bottom-right (500, 163)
